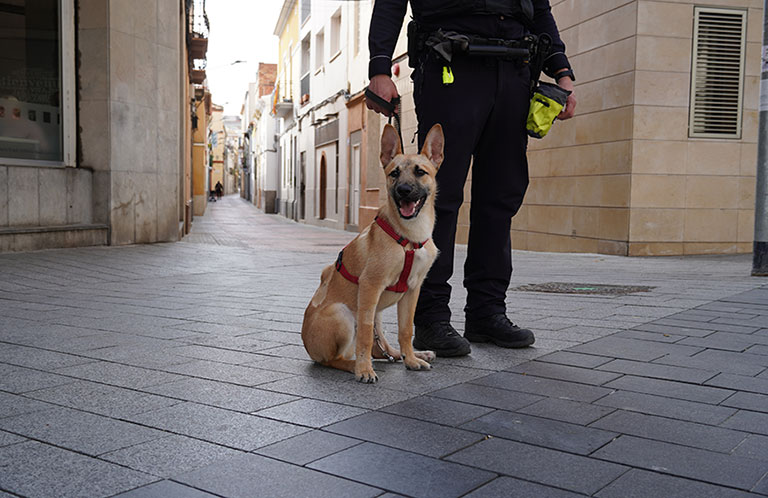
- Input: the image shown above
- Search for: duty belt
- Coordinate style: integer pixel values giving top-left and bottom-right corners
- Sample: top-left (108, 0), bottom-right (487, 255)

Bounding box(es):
top-left (424, 30), bottom-right (535, 63)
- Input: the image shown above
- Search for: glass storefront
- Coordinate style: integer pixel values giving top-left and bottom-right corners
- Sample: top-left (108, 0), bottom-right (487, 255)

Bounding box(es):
top-left (0, 0), bottom-right (62, 162)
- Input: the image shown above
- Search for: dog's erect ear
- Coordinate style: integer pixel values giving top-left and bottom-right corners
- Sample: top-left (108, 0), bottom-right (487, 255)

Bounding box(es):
top-left (380, 124), bottom-right (402, 168)
top-left (420, 124), bottom-right (444, 169)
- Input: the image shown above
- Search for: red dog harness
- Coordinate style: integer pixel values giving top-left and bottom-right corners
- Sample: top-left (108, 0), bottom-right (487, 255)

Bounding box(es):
top-left (335, 216), bottom-right (429, 293)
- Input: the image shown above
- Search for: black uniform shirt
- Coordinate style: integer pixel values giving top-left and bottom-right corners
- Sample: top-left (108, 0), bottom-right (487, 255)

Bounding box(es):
top-left (368, 0), bottom-right (571, 79)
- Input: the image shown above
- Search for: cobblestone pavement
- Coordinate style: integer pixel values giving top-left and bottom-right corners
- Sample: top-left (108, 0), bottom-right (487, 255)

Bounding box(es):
top-left (1, 194), bottom-right (767, 497)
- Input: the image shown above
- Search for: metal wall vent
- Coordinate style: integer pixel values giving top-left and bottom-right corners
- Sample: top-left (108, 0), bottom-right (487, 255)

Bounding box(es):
top-left (689, 7), bottom-right (747, 139)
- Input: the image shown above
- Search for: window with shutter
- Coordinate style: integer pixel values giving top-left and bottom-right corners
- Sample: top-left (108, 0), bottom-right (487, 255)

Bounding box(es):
top-left (689, 7), bottom-right (747, 139)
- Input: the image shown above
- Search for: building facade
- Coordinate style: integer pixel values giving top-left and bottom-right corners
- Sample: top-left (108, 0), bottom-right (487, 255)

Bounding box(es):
top-left (0, 0), bottom-right (210, 252)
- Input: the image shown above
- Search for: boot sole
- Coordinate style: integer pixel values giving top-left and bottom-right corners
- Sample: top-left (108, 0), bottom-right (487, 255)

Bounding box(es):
top-left (413, 339), bottom-right (471, 357)
top-left (464, 333), bottom-right (535, 349)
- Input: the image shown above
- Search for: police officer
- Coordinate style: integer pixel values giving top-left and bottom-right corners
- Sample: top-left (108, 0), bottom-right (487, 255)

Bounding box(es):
top-left (367, 0), bottom-right (576, 357)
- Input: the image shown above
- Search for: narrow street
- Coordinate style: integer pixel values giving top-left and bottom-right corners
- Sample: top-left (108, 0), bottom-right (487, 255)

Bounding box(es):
top-left (0, 195), bottom-right (767, 497)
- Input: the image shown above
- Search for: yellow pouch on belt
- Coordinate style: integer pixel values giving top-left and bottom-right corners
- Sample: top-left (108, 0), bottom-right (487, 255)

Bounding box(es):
top-left (526, 82), bottom-right (571, 139)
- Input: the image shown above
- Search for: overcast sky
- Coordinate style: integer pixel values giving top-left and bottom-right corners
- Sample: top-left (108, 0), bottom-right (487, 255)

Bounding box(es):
top-left (205, 0), bottom-right (284, 115)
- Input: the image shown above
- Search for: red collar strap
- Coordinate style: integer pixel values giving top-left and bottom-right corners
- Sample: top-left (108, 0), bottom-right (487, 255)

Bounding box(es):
top-left (375, 216), bottom-right (428, 249)
top-left (334, 218), bottom-right (429, 293)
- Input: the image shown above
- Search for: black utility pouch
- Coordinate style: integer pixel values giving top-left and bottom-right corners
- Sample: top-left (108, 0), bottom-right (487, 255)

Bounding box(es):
top-left (407, 21), bottom-right (421, 68)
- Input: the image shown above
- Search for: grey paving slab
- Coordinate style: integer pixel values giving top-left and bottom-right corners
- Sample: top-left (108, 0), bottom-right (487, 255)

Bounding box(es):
top-left (25, 380), bottom-right (181, 417)
top-left (168, 344), bottom-right (268, 364)
top-left (679, 334), bottom-right (763, 352)
top-left (464, 477), bottom-right (583, 497)
top-left (470, 372), bottom-right (613, 403)
top-left (632, 322), bottom-right (717, 338)
top-left (653, 317), bottom-right (759, 334)
top-left (720, 410), bottom-right (768, 436)
top-left (100, 435), bottom-right (244, 478)
top-left (568, 336), bottom-right (703, 361)
top-left (707, 373), bottom-right (768, 396)
top-left (127, 402), bottom-right (309, 450)
top-left (309, 442), bottom-right (495, 498)
top-left (613, 329), bottom-right (688, 343)
top-left (430, 382), bottom-right (545, 411)
top-left (255, 398), bottom-right (368, 427)
top-left (722, 392), bottom-right (768, 413)
top-left (595, 469), bottom-right (756, 498)
top-left (53, 361), bottom-right (187, 389)
top-left (144, 377), bottom-right (297, 413)
top-left (0, 344), bottom-right (95, 370)
top-left (0, 430), bottom-right (26, 447)
top-left (507, 361), bottom-right (623, 386)
top-left (749, 344), bottom-right (768, 356)
top-left (592, 435), bottom-right (767, 490)
top-left (460, 410), bottom-right (618, 455)
top-left (534, 350), bottom-right (614, 368)
top-left (604, 375), bottom-right (734, 404)
top-left (0, 363), bottom-right (75, 393)
top-left (653, 353), bottom-right (765, 376)
top-left (0, 406), bottom-right (166, 456)
top-left (380, 395), bottom-right (494, 426)
top-left (754, 476), bottom-right (768, 495)
top-left (689, 349), bottom-right (768, 368)
top-left (732, 434), bottom-right (768, 461)
top-left (113, 480), bottom-right (218, 498)
top-left (446, 437), bottom-right (629, 495)
top-left (175, 453), bottom-right (380, 498)
top-left (0, 391), bottom-right (56, 419)
top-left (254, 429), bottom-right (361, 466)
top-left (161, 359), bottom-right (294, 386)
top-left (259, 374), bottom-right (418, 410)
top-left (517, 397), bottom-right (616, 425)
top-left (596, 358), bottom-right (717, 384)
top-left (590, 410), bottom-right (748, 453)
top-left (0, 441), bottom-right (156, 498)
top-left (325, 411), bottom-right (484, 458)
top-left (595, 390), bottom-right (738, 425)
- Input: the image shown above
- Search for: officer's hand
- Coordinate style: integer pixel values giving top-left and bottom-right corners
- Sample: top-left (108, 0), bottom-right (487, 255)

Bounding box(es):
top-left (366, 75), bottom-right (399, 116)
top-left (556, 76), bottom-right (576, 120)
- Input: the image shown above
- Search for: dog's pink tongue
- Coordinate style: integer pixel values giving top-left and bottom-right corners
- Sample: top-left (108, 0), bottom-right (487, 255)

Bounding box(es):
top-left (399, 201), bottom-right (417, 217)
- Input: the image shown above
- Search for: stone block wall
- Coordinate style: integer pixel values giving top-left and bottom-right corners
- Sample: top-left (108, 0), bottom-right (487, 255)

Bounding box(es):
top-left (517, 0), bottom-right (760, 256)
top-left (79, 0), bottom-right (183, 246)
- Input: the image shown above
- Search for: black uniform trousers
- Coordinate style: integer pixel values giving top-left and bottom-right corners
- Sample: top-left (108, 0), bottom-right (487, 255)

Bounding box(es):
top-left (413, 54), bottom-right (531, 325)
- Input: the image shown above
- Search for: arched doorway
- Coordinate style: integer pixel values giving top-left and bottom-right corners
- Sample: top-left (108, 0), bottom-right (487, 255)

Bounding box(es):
top-left (319, 153), bottom-right (327, 219)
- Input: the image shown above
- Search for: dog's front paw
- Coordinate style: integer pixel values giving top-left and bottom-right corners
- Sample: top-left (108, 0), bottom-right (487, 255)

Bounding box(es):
top-left (402, 354), bottom-right (432, 371)
top-left (414, 350), bottom-right (436, 363)
top-left (355, 366), bottom-right (379, 384)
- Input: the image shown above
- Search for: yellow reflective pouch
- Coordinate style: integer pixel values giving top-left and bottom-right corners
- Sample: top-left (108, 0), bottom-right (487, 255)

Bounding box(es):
top-left (526, 82), bottom-right (571, 139)
top-left (442, 66), bottom-right (454, 85)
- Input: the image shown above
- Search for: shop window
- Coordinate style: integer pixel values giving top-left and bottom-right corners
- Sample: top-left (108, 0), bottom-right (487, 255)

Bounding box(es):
top-left (0, 0), bottom-right (75, 165)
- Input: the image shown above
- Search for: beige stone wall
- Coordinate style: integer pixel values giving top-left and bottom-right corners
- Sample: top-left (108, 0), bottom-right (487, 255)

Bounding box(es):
top-left (517, 0), bottom-right (638, 255)
top-left (80, 0), bottom-right (183, 246)
top-left (517, 0), bottom-right (759, 256)
top-left (627, 0), bottom-right (760, 256)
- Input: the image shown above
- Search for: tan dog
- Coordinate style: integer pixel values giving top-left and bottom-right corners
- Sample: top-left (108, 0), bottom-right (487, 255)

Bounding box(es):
top-left (301, 123), bottom-right (444, 383)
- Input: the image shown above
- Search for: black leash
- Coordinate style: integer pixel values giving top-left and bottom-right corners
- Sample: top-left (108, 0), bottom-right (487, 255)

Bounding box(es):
top-left (365, 87), bottom-right (404, 150)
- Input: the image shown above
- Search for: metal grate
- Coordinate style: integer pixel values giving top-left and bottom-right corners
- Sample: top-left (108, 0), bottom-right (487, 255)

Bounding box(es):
top-left (689, 7), bottom-right (747, 138)
top-left (512, 282), bottom-right (655, 296)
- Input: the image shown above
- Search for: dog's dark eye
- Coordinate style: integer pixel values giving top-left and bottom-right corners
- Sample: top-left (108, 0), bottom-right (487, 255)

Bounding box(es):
top-left (414, 167), bottom-right (427, 177)
top-left (389, 169), bottom-right (400, 178)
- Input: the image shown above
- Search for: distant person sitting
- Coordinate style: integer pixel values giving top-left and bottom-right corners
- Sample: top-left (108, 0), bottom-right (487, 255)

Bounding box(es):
top-left (215, 181), bottom-right (223, 199)
top-left (208, 189), bottom-right (216, 202)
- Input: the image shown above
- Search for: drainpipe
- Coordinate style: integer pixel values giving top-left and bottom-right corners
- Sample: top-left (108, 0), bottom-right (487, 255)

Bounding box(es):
top-left (753, 0), bottom-right (768, 276)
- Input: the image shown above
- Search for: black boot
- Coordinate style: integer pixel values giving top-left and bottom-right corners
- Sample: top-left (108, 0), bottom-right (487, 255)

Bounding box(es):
top-left (464, 314), bottom-right (535, 348)
top-left (413, 321), bottom-right (471, 357)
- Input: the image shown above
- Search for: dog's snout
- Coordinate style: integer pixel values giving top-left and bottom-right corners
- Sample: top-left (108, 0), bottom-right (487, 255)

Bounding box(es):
top-left (395, 183), bottom-right (413, 197)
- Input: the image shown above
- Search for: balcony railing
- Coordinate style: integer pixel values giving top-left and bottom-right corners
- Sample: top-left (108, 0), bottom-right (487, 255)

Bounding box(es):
top-left (188, 0), bottom-right (209, 39)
